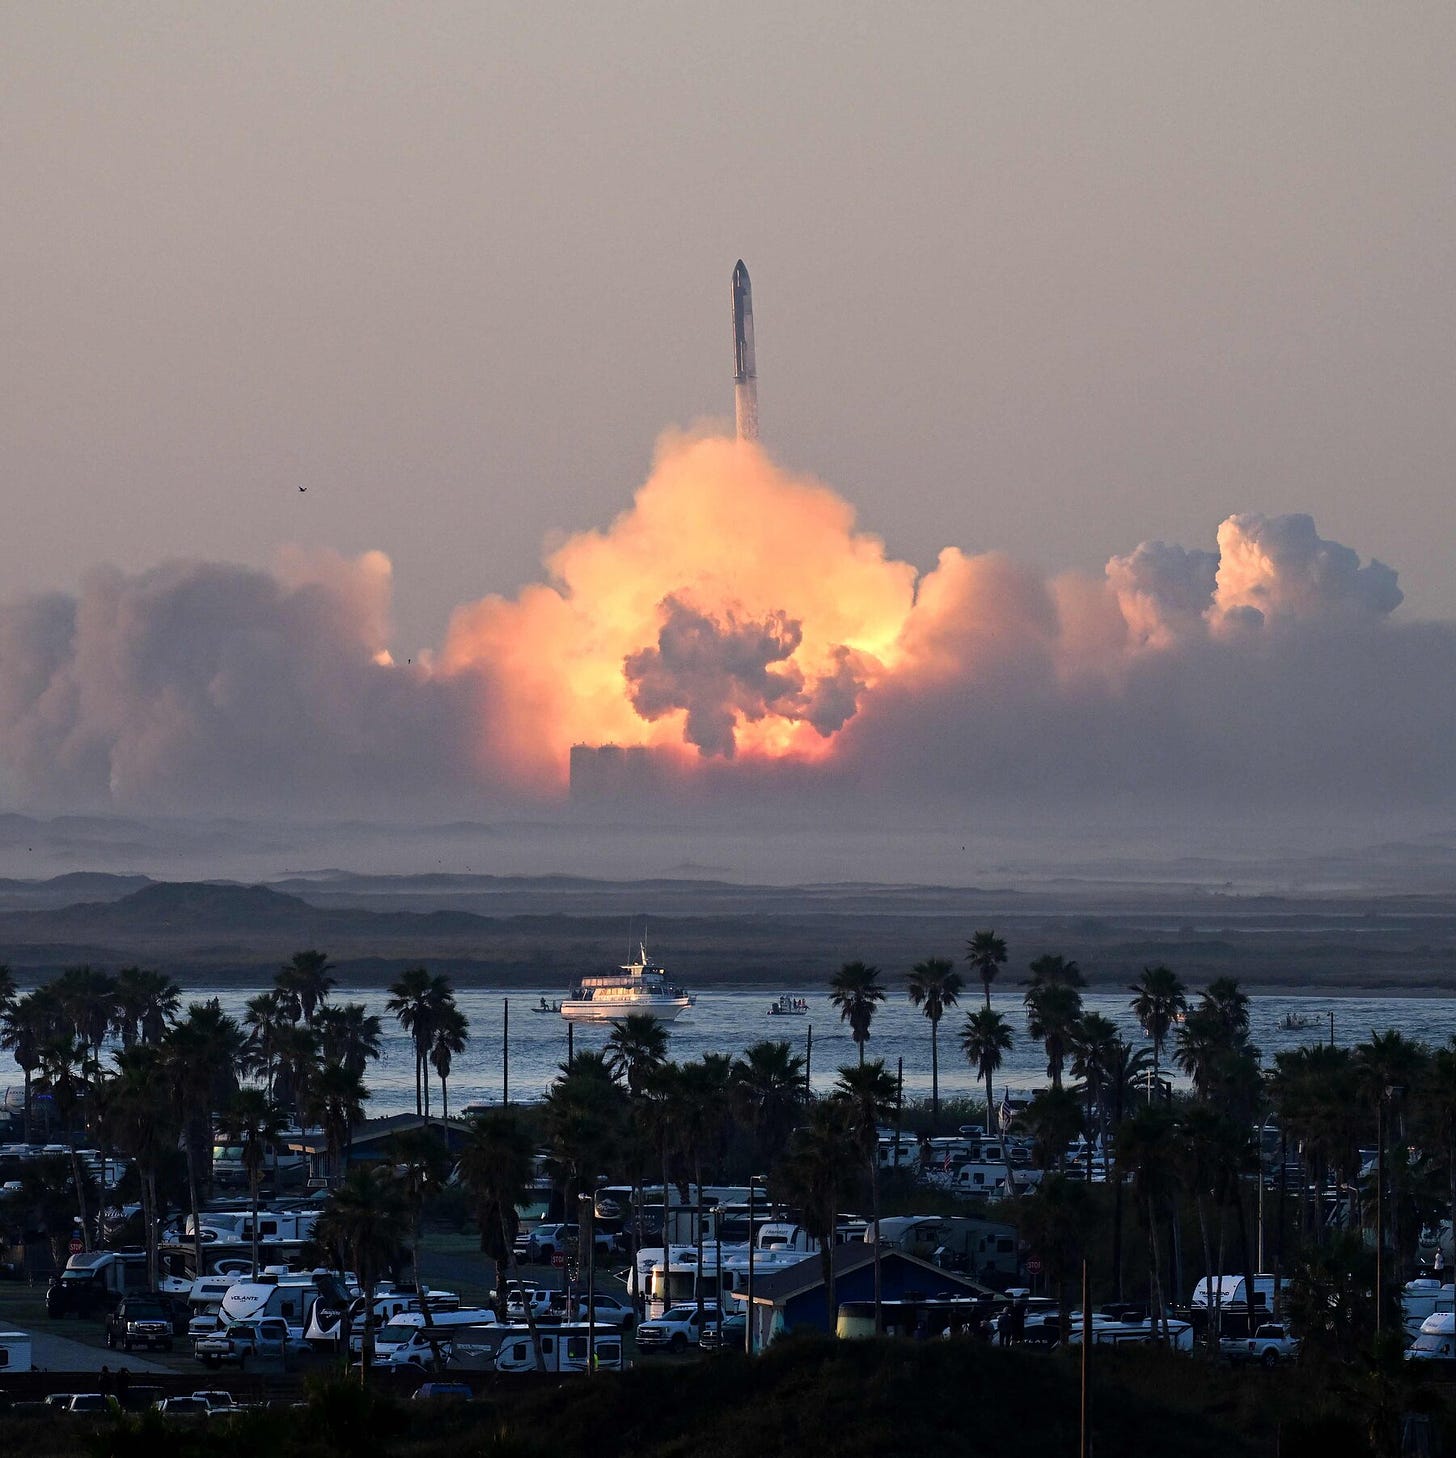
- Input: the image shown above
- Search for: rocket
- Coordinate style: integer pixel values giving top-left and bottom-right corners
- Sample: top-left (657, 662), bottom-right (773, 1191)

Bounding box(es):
top-left (732, 260), bottom-right (758, 442)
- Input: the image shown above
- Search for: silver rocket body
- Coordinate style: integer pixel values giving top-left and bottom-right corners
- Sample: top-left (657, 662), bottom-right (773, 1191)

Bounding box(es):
top-left (732, 260), bottom-right (759, 442)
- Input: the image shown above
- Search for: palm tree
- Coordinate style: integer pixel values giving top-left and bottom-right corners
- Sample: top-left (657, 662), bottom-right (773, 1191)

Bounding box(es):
top-left (458, 1108), bottom-right (545, 1367)
top-left (1130, 965), bottom-right (1186, 1094)
top-left (1019, 1085), bottom-right (1085, 1173)
top-left (1015, 1173), bottom-right (1096, 1343)
top-left (278, 949), bottom-right (335, 1027)
top-left (1117, 1103), bottom-right (1180, 1341)
top-left (112, 967), bottom-right (179, 1049)
top-left (542, 1055), bottom-right (627, 1216)
top-left (1024, 981), bottom-right (1082, 1090)
top-left (313, 1166), bottom-right (407, 1380)
top-left (1104, 1038), bottom-right (1153, 1297)
top-left (266, 1022), bottom-right (321, 1122)
top-left (675, 1057), bottom-right (735, 1325)
top-left (906, 957), bottom-right (962, 1133)
top-left (219, 1088), bottom-right (287, 1275)
top-left (1027, 954), bottom-right (1084, 990)
top-left (777, 1099), bottom-right (859, 1335)
top-left (386, 967), bottom-right (442, 1118)
top-left (829, 962), bottom-right (885, 1064)
top-left (0, 964), bottom-right (13, 1014)
top-left (1069, 1011), bottom-right (1119, 1180)
top-left (605, 1013), bottom-right (669, 1268)
top-left (960, 1006), bottom-right (1013, 1141)
top-left (385, 1124), bottom-right (454, 1368)
top-left (305, 1064), bottom-right (371, 1186)
top-left (1, 988), bottom-right (52, 1144)
top-left (35, 1033), bottom-right (93, 1248)
top-left (52, 965), bottom-right (118, 1079)
top-left (242, 990), bottom-right (293, 1101)
top-left (730, 1040), bottom-right (808, 1174)
top-left (833, 1060), bottom-right (898, 1332)
top-left (104, 1045), bottom-right (183, 1288)
top-left (428, 1004), bottom-right (469, 1122)
top-left (965, 930), bottom-right (1008, 1009)
top-left (1356, 1030), bottom-right (1428, 1287)
top-left (165, 1000), bottom-right (248, 1273)
top-left (316, 1003), bottom-right (385, 1081)
top-left (605, 1014), bottom-right (669, 1097)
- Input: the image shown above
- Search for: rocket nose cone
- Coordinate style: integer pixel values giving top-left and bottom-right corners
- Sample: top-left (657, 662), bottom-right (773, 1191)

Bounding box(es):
top-left (734, 259), bottom-right (748, 279)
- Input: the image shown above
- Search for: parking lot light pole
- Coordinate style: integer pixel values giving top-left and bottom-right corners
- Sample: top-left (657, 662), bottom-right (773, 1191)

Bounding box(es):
top-left (746, 1175), bottom-right (765, 1356)
top-left (579, 1192), bottom-right (596, 1373)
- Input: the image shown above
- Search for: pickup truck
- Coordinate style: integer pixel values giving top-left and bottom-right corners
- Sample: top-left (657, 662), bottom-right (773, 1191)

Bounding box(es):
top-left (1221, 1323), bottom-right (1301, 1367)
top-left (195, 1316), bottom-right (291, 1369)
top-left (636, 1303), bottom-right (723, 1354)
top-left (105, 1297), bottom-right (175, 1352)
top-left (520, 1224), bottom-right (617, 1265)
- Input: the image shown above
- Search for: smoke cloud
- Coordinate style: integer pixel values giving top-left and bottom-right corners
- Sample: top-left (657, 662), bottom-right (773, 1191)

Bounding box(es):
top-left (0, 434), bottom-right (1450, 816)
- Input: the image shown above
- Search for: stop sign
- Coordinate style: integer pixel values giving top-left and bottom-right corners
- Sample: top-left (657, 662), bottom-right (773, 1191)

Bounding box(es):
top-left (1026, 1257), bottom-right (1042, 1276)
top-left (69, 1235), bottom-right (83, 1256)
top-left (552, 1252), bottom-right (566, 1268)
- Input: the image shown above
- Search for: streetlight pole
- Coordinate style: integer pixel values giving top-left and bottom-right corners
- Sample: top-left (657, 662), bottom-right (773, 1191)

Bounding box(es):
top-left (579, 1192), bottom-right (596, 1373)
top-left (745, 1175), bottom-right (764, 1356)
top-left (1375, 1094), bottom-right (1385, 1335)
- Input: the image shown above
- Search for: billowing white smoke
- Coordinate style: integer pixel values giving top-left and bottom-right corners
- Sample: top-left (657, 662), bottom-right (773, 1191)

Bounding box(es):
top-left (0, 438), bottom-right (1448, 817)
top-left (0, 551), bottom-right (488, 814)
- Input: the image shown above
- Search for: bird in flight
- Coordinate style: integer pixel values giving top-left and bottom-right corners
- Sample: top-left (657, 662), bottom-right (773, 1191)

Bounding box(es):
top-left (298, 484), bottom-right (307, 493)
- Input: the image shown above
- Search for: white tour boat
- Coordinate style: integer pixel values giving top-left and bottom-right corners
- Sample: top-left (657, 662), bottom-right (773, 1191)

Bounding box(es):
top-left (560, 944), bottom-right (693, 1023)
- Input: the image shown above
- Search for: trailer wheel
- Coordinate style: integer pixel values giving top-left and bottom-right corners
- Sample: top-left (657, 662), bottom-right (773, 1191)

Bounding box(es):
top-left (1261, 1349), bottom-right (1277, 1369)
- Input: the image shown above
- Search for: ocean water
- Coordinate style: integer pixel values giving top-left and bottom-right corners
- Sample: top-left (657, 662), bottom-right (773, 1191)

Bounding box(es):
top-left (159, 985), bottom-right (1456, 1114)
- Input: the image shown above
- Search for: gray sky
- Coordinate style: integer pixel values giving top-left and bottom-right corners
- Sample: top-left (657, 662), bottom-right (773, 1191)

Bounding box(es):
top-left (4, 2), bottom-right (1454, 655)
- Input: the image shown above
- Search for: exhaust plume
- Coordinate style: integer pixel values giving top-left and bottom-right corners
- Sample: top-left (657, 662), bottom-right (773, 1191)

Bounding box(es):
top-left (0, 432), bottom-right (1450, 816)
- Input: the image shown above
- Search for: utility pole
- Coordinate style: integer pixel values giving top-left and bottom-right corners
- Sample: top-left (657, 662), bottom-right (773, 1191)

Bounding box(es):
top-left (1080, 1259), bottom-right (1091, 1458)
top-left (502, 998), bottom-right (509, 1107)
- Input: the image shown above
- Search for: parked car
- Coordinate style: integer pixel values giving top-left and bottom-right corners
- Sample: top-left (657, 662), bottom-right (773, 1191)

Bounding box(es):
top-left (1222, 1324), bottom-right (1301, 1367)
top-left (523, 1223), bottom-right (616, 1264)
top-left (574, 1293), bottom-right (636, 1329)
top-left (61, 1393), bottom-right (115, 1414)
top-left (192, 1390), bottom-right (244, 1414)
top-left (154, 1395), bottom-right (210, 1417)
top-left (194, 1316), bottom-right (290, 1369)
top-left (698, 1312), bottom-right (746, 1351)
top-left (504, 1287), bottom-right (555, 1322)
top-left (106, 1296), bottom-right (175, 1352)
top-left (636, 1303), bottom-right (722, 1353)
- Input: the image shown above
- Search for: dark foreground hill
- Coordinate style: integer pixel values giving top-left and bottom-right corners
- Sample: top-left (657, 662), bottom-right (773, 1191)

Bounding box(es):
top-left (4, 1338), bottom-right (1448, 1458)
top-left (2, 875), bottom-right (1456, 989)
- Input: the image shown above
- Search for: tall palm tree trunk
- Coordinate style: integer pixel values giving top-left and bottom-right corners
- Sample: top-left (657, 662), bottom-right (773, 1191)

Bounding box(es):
top-left (930, 1019), bottom-right (939, 1134)
top-left (499, 1207), bottom-right (545, 1371)
top-left (1195, 1195), bottom-right (1215, 1351)
top-left (870, 1154), bottom-right (882, 1335)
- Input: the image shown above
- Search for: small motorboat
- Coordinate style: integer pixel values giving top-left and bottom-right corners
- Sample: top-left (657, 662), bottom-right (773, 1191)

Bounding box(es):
top-left (768, 995), bottom-right (809, 1016)
top-left (532, 996), bottom-right (562, 1014)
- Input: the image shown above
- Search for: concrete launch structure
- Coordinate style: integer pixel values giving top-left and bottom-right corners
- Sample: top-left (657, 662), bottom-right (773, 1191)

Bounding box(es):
top-left (732, 259), bottom-right (758, 442)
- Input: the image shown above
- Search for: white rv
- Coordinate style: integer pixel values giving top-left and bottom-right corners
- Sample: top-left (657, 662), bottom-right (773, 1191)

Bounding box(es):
top-left (493, 1325), bottom-right (623, 1374)
top-left (0, 1330), bottom-right (32, 1373)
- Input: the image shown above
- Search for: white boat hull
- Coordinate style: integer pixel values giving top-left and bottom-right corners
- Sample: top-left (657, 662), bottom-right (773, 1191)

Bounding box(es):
top-left (560, 997), bottom-right (691, 1023)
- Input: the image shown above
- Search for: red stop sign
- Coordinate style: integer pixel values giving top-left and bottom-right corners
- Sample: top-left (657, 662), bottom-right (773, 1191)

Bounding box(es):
top-left (1026, 1257), bottom-right (1042, 1276)
top-left (552, 1253), bottom-right (566, 1268)
top-left (69, 1236), bottom-right (83, 1255)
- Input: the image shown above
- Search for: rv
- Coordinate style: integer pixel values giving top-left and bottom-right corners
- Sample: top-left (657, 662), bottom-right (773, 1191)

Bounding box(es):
top-left (951, 1164), bottom-right (1042, 1200)
top-left (0, 1330), bottom-right (32, 1373)
top-left (1189, 1274), bottom-right (1288, 1320)
top-left (492, 1324), bottom-right (623, 1374)
top-left (867, 1216), bottom-right (1019, 1280)
top-left (371, 1308), bottom-right (499, 1368)
top-left (1403, 1279), bottom-right (1455, 1343)
top-left (219, 1270), bottom-right (344, 1338)
top-left (1405, 1312), bottom-right (1456, 1373)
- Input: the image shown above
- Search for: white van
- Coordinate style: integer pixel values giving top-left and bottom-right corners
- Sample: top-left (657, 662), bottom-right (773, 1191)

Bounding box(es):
top-left (492, 1324), bottom-right (623, 1374)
